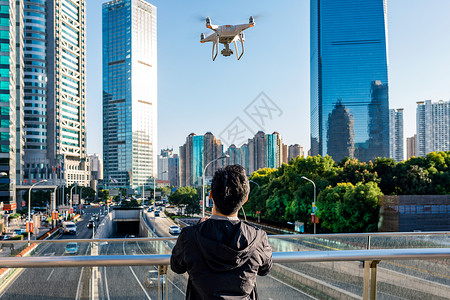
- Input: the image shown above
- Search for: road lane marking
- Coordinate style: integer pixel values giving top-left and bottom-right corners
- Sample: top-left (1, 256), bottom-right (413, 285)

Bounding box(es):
top-left (46, 269), bottom-right (54, 281)
top-left (268, 274), bottom-right (319, 300)
top-left (123, 239), bottom-right (152, 300)
top-left (75, 242), bottom-right (91, 300)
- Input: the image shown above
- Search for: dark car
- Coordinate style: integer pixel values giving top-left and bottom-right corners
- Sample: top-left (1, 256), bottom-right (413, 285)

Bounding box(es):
top-left (87, 220), bottom-right (95, 229)
top-left (154, 211), bottom-right (160, 217)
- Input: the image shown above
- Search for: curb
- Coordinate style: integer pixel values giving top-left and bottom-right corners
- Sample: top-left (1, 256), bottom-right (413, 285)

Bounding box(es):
top-left (0, 226), bottom-right (60, 290)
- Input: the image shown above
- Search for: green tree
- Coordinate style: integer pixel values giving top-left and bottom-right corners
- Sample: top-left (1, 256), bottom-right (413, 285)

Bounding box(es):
top-left (168, 186), bottom-right (200, 215)
top-left (317, 182), bottom-right (382, 232)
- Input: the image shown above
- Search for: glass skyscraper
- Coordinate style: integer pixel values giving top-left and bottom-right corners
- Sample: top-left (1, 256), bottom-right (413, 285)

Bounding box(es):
top-left (103, 0), bottom-right (157, 188)
top-left (0, 0), bottom-right (23, 203)
top-left (21, 0), bottom-right (88, 188)
top-left (310, 0), bottom-right (390, 162)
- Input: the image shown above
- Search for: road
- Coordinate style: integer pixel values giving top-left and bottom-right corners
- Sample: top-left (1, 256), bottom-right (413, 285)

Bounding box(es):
top-left (142, 208), bottom-right (318, 300)
top-left (0, 207), bottom-right (103, 300)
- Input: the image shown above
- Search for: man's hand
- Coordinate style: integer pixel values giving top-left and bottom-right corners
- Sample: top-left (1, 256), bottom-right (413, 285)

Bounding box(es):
top-left (200, 216), bottom-right (209, 222)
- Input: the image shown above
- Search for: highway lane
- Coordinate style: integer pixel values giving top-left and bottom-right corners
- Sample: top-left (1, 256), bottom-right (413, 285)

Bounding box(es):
top-left (99, 233), bottom-right (186, 300)
top-left (0, 207), bottom-right (103, 300)
top-left (143, 209), bottom-right (318, 300)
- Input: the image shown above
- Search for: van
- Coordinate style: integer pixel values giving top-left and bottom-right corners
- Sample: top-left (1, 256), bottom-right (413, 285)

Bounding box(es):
top-left (61, 221), bottom-right (77, 235)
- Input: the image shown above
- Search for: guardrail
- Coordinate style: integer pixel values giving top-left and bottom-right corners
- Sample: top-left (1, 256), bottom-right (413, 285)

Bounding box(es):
top-left (0, 248), bottom-right (448, 300)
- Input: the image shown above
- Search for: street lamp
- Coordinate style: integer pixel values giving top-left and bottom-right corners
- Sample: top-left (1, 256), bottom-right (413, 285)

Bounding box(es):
top-left (249, 180), bottom-right (261, 222)
top-left (153, 171), bottom-right (168, 208)
top-left (202, 155), bottom-right (229, 218)
top-left (70, 184), bottom-right (77, 219)
top-left (301, 176), bottom-right (317, 234)
top-left (28, 179), bottom-right (47, 244)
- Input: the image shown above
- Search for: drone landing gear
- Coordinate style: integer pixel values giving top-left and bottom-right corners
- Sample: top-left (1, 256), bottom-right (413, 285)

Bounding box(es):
top-left (221, 43), bottom-right (233, 57)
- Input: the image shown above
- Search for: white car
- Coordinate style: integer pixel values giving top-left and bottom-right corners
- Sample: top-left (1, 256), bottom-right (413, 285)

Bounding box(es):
top-left (169, 225), bottom-right (181, 235)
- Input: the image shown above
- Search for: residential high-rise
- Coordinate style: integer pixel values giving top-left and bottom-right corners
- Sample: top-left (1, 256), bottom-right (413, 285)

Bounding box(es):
top-left (179, 133), bottom-right (223, 187)
top-left (102, 0), bottom-right (157, 189)
top-left (406, 135), bottom-right (416, 159)
top-left (389, 108), bottom-right (404, 161)
top-left (288, 144), bottom-right (303, 161)
top-left (310, 0), bottom-right (390, 162)
top-left (416, 100), bottom-right (450, 156)
top-left (224, 131), bottom-right (287, 175)
top-left (0, 0), bottom-right (23, 204)
top-left (22, 0), bottom-right (89, 187)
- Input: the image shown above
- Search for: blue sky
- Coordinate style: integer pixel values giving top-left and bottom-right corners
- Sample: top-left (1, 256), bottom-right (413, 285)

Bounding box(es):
top-left (86, 0), bottom-right (450, 156)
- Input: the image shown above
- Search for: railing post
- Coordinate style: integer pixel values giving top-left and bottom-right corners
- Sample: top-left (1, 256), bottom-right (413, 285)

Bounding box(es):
top-left (370, 261), bottom-right (380, 300)
top-left (158, 264), bottom-right (168, 300)
top-left (363, 260), bottom-right (380, 300)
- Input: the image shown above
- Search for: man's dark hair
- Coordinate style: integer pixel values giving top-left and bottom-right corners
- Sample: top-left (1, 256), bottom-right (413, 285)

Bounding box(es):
top-left (211, 164), bottom-right (250, 215)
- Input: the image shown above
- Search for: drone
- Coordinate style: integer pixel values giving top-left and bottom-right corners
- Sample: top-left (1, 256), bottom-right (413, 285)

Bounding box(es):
top-left (200, 16), bottom-right (255, 61)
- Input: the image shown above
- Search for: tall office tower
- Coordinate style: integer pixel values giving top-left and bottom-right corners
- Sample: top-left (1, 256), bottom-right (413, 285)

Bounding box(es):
top-left (22, 0), bottom-right (88, 187)
top-left (288, 144), bottom-right (304, 161)
top-left (389, 108), bottom-right (404, 161)
top-left (310, 0), bottom-right (390, 162)
top-left (88, 153), bottom-right (103, 193)
top-left (0, 1), bottom-right (23, 204)
top-left (102, 0), bottom-right (157, 189)
top-left (406, 135), bottom-right (416, 159)
top-left (416, 100), bottom-right (450, 156)
top-left (157, 148), bottom-right (179, 186)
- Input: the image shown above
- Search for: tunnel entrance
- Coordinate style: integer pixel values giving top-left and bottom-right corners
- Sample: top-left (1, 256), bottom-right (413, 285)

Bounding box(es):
top-left (115, 221), bottom-right (140, 235)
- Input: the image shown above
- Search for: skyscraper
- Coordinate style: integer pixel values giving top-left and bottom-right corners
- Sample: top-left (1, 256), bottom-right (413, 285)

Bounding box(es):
top-left (0, 0), bottom-right (23, 203)
top-left (22, 0), bottom-right (89, 188)
top-left (389, 108), bottom-right (404, 162)
top-left (310, 0), bottom-right (390, 162)
top-left (102, 0), bottom-right (157, 189)
top-left (157, 148), bottom-right (179, 187)
top-left (179, 133), bottom-right (223, 187)
top-left (416, 100), bottom-right (450, 156)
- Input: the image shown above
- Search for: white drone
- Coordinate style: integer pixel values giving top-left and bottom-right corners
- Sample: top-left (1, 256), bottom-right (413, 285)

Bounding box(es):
top-left (200, 16), bottom-right (255, 61)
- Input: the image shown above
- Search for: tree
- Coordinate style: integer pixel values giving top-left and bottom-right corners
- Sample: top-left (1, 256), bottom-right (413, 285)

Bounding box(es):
top-left (317, 182), bottom-right (382, 233)
top-left (168, 186), bottom-right (200, 215)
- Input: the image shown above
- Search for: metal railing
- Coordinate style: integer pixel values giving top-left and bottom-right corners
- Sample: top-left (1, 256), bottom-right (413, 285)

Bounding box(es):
top-left (0, 247), bottom-right (448, 300)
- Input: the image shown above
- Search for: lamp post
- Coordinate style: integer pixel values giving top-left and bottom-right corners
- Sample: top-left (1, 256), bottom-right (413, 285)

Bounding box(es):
top-left (28, 179), bottom-right (47, 244)
top-left (249, 180), bottom-right (261, 222)
top-left (301, 176), bottom-right (317, 234)
top-left (202, 155), bottom-right (229, 218)
top-left (79, 186), bottom-right (84, 214)
top-left (70, 184), bottom-right (77, 215)
top-left (153, 171), bottom-right (167, 208)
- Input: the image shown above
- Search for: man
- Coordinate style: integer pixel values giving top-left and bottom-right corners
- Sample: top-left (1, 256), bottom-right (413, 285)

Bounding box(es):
top-left (171, 165), bottom-right (272, 299)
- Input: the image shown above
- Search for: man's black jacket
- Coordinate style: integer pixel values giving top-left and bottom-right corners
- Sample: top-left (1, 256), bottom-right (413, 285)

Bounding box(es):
top-left (170, 217), bottom-right (273, 300)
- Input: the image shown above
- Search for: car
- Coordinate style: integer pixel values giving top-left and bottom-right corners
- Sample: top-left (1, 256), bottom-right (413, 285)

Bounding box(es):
top-left (61, 221), bottom-right (77, 235)
top-left (144, 270), bottom-right (165, 288)
top-left (65, 242), bottom-right (79, 255)
top-left (154, 211), bottom-right (160, 217)
top-left (169, 225), bottom-right (181, 235)
top-left (14, 229), bottom-right (27, 235)
top-left (147, 207), bottom-right (154, 212)
top-left (0, 235), bottom-right (11, 240)
top-left (87, 220), bottom-right (95, 229)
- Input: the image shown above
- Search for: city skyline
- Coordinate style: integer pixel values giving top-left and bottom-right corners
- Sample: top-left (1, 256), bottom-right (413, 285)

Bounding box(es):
top-left (86, 0), bottom-right (450, 157)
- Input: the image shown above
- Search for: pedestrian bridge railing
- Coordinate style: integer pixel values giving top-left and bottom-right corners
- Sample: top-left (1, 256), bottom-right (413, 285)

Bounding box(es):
top-left (0, 232), bottom-right (448, 300)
